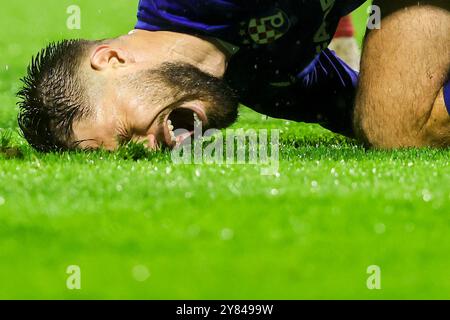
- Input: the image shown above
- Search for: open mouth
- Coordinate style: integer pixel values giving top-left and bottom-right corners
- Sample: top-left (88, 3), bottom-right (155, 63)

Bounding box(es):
top-left (162, 105), bottom-right (207, 149)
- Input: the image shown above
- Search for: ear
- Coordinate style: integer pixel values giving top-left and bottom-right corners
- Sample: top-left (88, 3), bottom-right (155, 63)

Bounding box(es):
top-left (90, 45), bottom-right (133, 71)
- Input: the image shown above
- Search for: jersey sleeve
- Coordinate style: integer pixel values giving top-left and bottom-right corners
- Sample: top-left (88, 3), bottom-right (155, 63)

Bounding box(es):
top-left (239, 49), bottom-right (359, 136)
top-left (135, 0), bottom-right (258, 41)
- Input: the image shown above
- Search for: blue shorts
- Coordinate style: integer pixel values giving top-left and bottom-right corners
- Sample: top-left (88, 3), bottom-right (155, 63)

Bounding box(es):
top-left (445, 78), bottom-right (450, 115)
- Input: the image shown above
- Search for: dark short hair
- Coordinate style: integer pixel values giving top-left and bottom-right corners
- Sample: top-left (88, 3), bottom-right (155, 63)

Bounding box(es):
top-left (17, 39), bottom-right (94, 152)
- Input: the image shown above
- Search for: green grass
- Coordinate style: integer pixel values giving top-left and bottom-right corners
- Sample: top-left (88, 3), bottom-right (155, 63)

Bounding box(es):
top-left (1, 1), bottom-right (450, 300)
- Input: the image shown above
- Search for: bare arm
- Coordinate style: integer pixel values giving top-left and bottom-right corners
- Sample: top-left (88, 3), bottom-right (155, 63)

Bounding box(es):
top-left (354, 0), bottom-right (450, 148)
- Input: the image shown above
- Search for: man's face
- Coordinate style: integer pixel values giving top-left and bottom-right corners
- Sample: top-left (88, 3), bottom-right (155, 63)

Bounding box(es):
top-left (72, 63), bottom-right (238, 150)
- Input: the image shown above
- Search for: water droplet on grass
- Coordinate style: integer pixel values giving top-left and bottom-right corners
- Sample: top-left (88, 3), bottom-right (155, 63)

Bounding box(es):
top-left (374, 223), bottom-right (386, 234)
top-left (405, 223), bottom-right (415, 233)
top-left (132, 265), bottom-right (150, 282)
top-left (270, 188), bottom-right (279, 196)
top-left (220, 228), bottom-right (234, 241)
top-left (422, 190), bottom-right (432, 202)
top-left (187, 225), bottom-right (200, 237)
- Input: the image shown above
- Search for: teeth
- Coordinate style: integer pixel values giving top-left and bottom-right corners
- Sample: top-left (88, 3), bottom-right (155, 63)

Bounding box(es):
top-left (170, 130), bottom-right (176, 142)
top-left (167, 120), bottom-right (176, 142)
top-left (167, 114), bottom-right (202, 145)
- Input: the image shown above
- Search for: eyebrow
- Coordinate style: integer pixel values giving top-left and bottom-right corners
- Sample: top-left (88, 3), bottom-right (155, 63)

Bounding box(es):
top-left (72, 138), bottom-right (98, 150)
top-left (115, 125), bottom-right (133, 146)
top-left (114, 115), bottom-right (133, 141)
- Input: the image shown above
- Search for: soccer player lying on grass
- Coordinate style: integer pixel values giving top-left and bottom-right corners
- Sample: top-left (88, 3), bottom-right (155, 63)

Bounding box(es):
top-left (17, 0), bottom-right (450, 152)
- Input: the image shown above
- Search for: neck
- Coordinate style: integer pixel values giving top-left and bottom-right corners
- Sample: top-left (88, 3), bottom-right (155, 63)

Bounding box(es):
top-left (123, 30), bottom-right (230, 78)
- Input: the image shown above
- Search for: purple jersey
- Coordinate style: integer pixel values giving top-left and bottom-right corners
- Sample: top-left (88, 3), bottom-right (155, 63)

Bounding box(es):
top-left (135, 0), bottom-right (366, 134)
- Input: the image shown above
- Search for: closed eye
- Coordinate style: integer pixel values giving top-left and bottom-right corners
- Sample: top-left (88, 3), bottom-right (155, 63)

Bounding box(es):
top-left (116, 126), bottom-right (132, 145)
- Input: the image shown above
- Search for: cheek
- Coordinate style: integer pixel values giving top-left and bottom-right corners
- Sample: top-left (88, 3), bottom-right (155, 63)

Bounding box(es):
top-left (129, 108), bottom-right (156, 134)
top-left (123, 99), bottom-right (163, 133)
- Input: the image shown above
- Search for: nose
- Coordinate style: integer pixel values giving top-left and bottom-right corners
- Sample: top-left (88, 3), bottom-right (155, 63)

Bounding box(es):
top-left (146, 134), bottom-right (160, 150)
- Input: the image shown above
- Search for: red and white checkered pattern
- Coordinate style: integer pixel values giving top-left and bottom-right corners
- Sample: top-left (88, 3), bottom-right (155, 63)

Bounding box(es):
top-left (239, 10), bottom-right (289, 45)
top-left (248, 19), bottom-right (281, 44)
